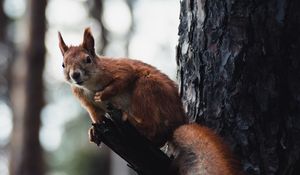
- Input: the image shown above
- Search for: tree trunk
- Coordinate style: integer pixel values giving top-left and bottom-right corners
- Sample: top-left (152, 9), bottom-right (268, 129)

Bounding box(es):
top-left (87, 0), bottom-right (109, 54)
top-left (0, 0), bottom-right (13, 100)
top-left (0, 0), bottom-right (8, 98)
top-left (0, 0), bottom-right (8, 41)
top-left (124, 0), bottom-right (135, 57)
top-left (9, 0), bottom-right (47, 174)
top-left (177, 0), bottom-right (300, 175)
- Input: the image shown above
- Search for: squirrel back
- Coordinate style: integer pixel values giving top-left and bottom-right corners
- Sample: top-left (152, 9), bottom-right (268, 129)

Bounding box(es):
top-left (169, 123), bottom-right (244, 175)
top-left (99, 57), bottom-right (187, 146)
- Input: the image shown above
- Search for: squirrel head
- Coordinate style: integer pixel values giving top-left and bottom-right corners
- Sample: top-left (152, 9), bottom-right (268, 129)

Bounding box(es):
top-left (58, 28), bottom-right (100, 89)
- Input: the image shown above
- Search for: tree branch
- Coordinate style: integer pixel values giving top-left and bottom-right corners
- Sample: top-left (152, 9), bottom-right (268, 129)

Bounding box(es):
top-left (90, 105), bottom-right (172, 175)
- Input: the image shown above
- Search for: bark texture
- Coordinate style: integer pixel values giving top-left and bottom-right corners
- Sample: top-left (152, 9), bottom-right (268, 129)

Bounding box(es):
top-left (9, 0), bottom-right (47, 174)
top-left (90, 105), bottom-right (171, 175)
top-left (177, 0), bottom-right (300, 175)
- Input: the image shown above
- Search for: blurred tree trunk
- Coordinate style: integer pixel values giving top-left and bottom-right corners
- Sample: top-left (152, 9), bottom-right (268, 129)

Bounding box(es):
top-left (0, 0), bottom-right (8, 97)
top-left (177, 0), bottom-right (300, 175)
top-left (87, 0), bottom-right (109, 54)
top-left (0, 0), bottom-right (7, 41)
top-left (124, 0), bottom-right (135, 57)
top-left (0, 0), bottom-right (12, 100)
top-left (9, 0), bottom-right (47, 175)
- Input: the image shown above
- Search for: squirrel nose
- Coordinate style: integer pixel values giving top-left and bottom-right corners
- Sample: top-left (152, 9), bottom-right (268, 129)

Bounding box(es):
top-left (71, 72), bottom-right (81, 80)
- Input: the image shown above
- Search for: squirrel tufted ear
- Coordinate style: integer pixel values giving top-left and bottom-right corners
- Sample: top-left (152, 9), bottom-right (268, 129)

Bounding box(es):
top-left (82, 27), bottom-right (95, 56)
top-left (58, 31), bottom-right (69, 56)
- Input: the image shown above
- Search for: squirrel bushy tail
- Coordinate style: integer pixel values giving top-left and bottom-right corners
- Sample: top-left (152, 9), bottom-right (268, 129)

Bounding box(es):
top-left (169, 123), bottom-right (244, 175)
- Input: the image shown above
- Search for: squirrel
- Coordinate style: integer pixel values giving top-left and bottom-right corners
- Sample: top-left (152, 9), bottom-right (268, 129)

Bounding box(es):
top-left (58, 28), bottom-right (186, 147)
top-left (58, 28), bottom-right (243, 175)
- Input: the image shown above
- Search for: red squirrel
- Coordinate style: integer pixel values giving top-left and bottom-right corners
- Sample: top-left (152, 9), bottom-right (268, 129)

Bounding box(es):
top-left (58, 28), bottom-right (243, 175)
top-left (58, 28), bottom-right (186, 147)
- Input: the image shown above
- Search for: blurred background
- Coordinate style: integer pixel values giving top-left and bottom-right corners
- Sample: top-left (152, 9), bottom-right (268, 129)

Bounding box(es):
top-left (0, 0), bottom-right (180, 174)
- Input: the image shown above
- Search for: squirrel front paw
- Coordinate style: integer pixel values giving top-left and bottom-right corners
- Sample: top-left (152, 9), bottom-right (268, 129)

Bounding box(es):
top-left (88, 125), bottom-right (101, 146)
top-left (94, 91), bottom-right (103, 102)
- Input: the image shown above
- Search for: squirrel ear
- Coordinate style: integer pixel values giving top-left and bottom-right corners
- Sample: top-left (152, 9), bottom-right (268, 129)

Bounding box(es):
top-left (82, 27), bottom-right (95, 56)
top-left (58, 32), bottom-right (69, 56)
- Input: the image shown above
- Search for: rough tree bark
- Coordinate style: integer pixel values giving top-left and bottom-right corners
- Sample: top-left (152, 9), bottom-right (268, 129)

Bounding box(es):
top-left (9, 0), bottom-right (47, 175)
top-left (90, 106), bottom-right (171, 175)
top-left (177, 0), bottom-right (300, 175)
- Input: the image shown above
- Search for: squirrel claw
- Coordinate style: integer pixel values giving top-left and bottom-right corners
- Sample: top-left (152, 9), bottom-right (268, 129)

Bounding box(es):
top-left (94, 92), bottom-right (103, 102)
top-left (89, 126), bottom-right (101, 146)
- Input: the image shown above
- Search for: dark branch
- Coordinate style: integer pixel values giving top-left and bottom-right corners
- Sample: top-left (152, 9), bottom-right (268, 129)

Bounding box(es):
top-left (90, 105), bottom-right (172, 175)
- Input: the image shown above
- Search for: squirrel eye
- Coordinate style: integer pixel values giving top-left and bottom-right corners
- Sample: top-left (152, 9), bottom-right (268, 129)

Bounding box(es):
top-left (62, 63), bottom-right (65, 68)
top-left (86, 56), bottom-right (92, 64)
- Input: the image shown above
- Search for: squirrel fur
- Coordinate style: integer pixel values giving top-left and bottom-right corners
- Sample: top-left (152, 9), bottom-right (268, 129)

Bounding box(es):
top-left (168, 124), bottom-right (244, 175)
top-left (58, 28), bottom-right (186, 147)
top-left (58, 28), bottom-right (243, 175)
